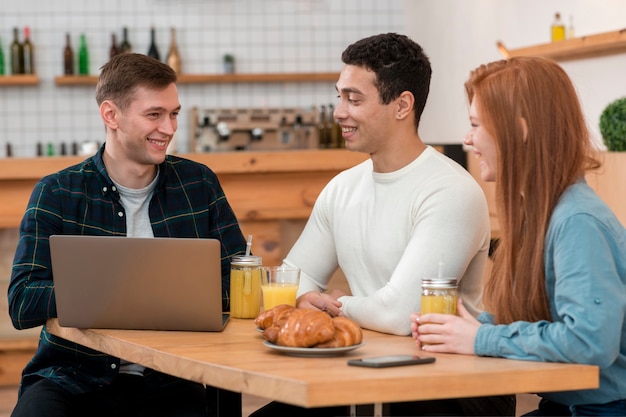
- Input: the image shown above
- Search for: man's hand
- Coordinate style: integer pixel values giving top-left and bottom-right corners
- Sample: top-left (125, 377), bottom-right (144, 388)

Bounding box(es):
top-left (296, 291), bottom-right (343, 317)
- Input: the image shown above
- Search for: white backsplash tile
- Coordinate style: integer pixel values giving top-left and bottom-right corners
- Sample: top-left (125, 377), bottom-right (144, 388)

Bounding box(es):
top-left (0, 0), bottom-right (403, 157)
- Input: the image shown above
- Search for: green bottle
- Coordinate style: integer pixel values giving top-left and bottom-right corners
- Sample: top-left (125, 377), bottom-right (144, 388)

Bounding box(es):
top-left (0, 36), bottom-right (5, 75)
top-left (78, 34), bottom-right (89, 75)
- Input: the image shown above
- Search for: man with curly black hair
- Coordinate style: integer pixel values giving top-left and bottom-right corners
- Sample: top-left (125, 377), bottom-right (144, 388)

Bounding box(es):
top-left (251, 33), bottom-right (515, 416)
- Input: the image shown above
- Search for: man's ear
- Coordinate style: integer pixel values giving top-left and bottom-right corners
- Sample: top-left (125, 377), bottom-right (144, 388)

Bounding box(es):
top-left (395, 91), bottom-right (414, 120)
top-left (100, 101), bottom-right (119, 130)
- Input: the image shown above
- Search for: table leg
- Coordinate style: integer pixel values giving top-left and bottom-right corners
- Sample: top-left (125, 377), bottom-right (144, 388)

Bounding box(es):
top-left (206, 386), bottom-right (242, 417)
top-left (350, 403), bottom-right (385, 416)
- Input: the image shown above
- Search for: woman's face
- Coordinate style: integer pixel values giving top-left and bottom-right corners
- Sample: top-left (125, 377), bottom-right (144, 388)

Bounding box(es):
top-left (464, 98), bottom-right (498, 182)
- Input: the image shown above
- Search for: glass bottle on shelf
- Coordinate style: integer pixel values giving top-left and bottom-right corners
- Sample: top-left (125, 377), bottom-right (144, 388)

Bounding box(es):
top-left (568, 15), bottom-right (575, 39)
top-left (10, 27), bottom-right (24, 75)
top-left (63, 33), bottom-right (74, 75)
top-left (22, 26), bottom-right (34, 74)
top-left (78, 34), bottom-right (89, 75)
top-left (317, 105), bottom-right (329, 148)
top-left (120, 27), bottom-right (132, 53)
top-left (551, 13), bottom-right (565, 42)
top-left (147, 26), bottom-right (160, 61)
top-left (0, 36), bottom-right (4, 75)
top-left (166, 27), bottom-right (181, 74)
top-left (328, 104), bottom-right (343, 148)
top-left (109, 33), bottom-right (120, 60)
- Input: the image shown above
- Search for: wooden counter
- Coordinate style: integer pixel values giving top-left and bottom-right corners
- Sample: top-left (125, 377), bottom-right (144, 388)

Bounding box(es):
top-left (0, 150), bottom-right (368, 265)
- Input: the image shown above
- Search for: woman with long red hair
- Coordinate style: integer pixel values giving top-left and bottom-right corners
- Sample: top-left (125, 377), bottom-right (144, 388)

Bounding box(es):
top-left (412, 56), bottom-right (626, 416)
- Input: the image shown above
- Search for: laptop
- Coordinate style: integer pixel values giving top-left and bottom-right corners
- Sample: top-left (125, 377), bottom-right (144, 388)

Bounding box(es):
top-left (50, 235), bottom-right (229, 331)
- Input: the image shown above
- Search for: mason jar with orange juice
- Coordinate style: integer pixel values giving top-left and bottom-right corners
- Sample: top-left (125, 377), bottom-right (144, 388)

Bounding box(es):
top-left (420, 278), bottom-right (458, 315)
top-left (230, 255), bottom-right (262, 319)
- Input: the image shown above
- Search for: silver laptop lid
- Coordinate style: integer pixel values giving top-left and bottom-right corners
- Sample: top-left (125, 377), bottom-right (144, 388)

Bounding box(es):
top-left (50, 235), bottom-right (228, 331)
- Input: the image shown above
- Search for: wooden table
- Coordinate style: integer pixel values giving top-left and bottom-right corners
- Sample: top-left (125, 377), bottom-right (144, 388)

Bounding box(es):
top-left (47, 318), bottom-right (598, 415)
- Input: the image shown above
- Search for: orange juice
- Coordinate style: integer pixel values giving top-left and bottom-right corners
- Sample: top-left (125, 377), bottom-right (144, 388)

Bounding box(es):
top-left (261, 284), bottom-right (298, 310)
top-left (420, 294), bottom-right (457, 314)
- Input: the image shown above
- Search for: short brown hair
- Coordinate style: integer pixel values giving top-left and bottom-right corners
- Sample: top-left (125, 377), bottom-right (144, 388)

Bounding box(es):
top-left (96, 53), bottom-right (177, 111)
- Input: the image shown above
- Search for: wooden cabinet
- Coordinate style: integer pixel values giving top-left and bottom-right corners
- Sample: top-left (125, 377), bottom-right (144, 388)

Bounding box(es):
top-left (0, 149), bottom-right (367, 264)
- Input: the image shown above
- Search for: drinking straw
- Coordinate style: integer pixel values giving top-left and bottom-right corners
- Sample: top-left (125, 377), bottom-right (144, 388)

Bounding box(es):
top-left (245, 234), bottom-right (252, 256)
top-left (437, 256), bottom-right (445, 279)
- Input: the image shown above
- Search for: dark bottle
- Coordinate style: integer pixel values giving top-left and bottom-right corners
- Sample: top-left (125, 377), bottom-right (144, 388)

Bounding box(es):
top-left (317, 105), bottom-right (330, 148)
top-left (10, 27), bottom-right (24, 75)
top-left (166, 27), bottom-right (181, 74)
top-left (22, 26), bottom-right (34, 74)
top-left (147, 26), bottom-right (160, 60)
top-left (63, 33), bottom-right (74, 75)
top-left (109, 33), bottom-right (120, 60)
top-left (328, 104), bottom-right (342, 148)
top-left (78, 34), bottom-right (89, 75)
top-left (120, 27), bottom-right (131, 53)
top-left (0, 36), bottom-right (4, 75)
top-left (6, 143), bottom-right (12, 157)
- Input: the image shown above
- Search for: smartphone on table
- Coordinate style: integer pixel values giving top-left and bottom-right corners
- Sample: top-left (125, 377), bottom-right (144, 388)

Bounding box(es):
top-left (347, 355), bottom-right (435, 368)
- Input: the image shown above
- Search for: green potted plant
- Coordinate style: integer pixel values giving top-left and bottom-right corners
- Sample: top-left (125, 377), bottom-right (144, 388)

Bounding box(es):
top-left (223, 54), bottom-right (235, 74)
top-left (590, 97), bottom-right (626, 226)
top-left (599, 97), bottom-right (626, 151)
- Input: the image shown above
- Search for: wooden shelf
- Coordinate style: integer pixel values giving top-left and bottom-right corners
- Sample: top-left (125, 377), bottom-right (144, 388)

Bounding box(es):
top-left (0, 75), bottom-right (39, 86)
top-left (497, 28), bottom-right (626, 61)
top-left (54, 75), bottom-right (98, 85)
top-left (55, 72), bottom-right (339, 86)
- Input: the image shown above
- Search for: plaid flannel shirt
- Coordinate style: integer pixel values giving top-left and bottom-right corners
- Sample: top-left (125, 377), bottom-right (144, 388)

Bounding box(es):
top-left (8, 145), bottom-right (247, 394)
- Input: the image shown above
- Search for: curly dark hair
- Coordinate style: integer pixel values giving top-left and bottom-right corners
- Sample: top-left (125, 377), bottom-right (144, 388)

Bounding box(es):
top-left (341, 33), bottom-right (432, 128)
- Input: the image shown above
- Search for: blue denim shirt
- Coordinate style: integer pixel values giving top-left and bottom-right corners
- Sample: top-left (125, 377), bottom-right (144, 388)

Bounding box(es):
top-left (475, 180), bottom-right (626, 406)
top-left (8, 145), bottom-right (248, 395)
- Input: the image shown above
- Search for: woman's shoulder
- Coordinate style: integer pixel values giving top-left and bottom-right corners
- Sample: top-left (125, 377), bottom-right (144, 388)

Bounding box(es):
top-left (551, 180), bottom-right (625, 237)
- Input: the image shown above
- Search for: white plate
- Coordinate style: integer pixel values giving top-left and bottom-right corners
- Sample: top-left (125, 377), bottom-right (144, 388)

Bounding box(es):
top-left (263, 340), bottom-right (365, 357)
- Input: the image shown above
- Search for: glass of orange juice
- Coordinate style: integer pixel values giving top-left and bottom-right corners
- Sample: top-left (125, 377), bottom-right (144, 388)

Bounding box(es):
top-left (260, 266), bottom-right (300, 310)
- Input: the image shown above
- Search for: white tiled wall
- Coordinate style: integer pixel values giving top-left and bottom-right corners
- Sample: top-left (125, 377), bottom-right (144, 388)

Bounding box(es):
top-left (0, 0), bottom-right (404, 157)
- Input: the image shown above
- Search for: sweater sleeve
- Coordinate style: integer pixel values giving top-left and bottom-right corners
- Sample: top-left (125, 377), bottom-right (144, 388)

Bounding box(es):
top-left (475, 213), bottom-right (625, 368)
top-left (340, 174), bottom-right (489, 335)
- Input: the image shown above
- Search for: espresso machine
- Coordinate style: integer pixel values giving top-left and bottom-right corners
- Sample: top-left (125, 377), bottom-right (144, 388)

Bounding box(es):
top-left (189, 107), bottom-right (320, 152)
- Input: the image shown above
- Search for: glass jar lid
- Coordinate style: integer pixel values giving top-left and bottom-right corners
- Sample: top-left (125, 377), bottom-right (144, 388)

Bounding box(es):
top-left (231, 255), bottom-right (262, 266)
top-left (421, 278), bottom-right (457, 288)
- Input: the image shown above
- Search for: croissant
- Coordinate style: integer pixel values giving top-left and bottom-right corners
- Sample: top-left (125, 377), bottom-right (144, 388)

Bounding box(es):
top-left (277, 308), bottom-right (335, 347)
top-left (254, 304), bottom-right (295, 330)
top-left (316, 316), bottom-right (363, 348)
top-left (262, 308), bottom-right (335, 347)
